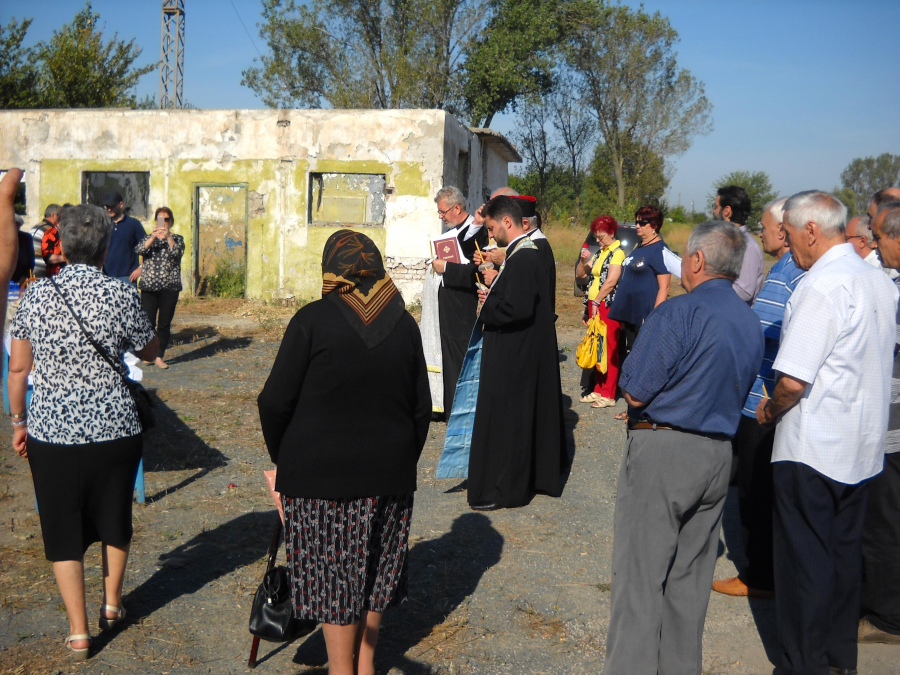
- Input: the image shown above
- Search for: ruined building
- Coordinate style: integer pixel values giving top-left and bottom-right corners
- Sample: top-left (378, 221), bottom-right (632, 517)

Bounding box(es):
top-left (0, 109), bottom-right (520, 302)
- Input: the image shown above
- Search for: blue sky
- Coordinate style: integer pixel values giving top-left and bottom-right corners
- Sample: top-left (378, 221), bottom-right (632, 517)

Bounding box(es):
top-left (4, 0), bottom-right (899, 212)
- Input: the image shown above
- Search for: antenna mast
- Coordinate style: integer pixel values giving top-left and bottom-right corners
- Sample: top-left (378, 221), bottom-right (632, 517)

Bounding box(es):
top-left (159, 0), bottom-right (186, 109)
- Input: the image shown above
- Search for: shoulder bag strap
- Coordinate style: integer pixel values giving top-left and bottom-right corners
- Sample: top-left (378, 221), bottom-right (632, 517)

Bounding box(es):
top-left (47, 276), bottom-right (131, 384)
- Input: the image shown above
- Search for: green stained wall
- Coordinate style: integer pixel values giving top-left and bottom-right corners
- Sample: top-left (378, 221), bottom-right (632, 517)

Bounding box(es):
top-left (38, 157), bottom-right (426, 302)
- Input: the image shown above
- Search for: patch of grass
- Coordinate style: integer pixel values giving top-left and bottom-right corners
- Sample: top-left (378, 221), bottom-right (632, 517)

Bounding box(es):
top-left (407, 299), bottom-right (422, 323)
top-left (205, 259), bottom-right (246, 298)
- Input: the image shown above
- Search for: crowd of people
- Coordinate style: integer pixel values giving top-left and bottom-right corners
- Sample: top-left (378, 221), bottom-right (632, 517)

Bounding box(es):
top-left (2, 164), bottom-right (900, 675)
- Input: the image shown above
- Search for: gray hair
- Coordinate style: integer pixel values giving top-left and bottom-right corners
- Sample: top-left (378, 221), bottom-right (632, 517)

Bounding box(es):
top-left (686, 221), bottom-right (746, 279)
top-left (879, 207), bottom-right (900, 239)
top-left (762, 197), bottom-right (787, 225)
top-left (44, 203), bottom-right (61, 218)
top-left (523, 215), bottom-right (538, 229)
top-left (58, 204), bottom-right (114, 267)
top-left (434, 186), bottom-right (466, 209)
top-left (783, 190), bottom-right (846, 238)
top-left (854, 214), bottom-right (874, 242)
top-left (876, 199), bottom-right (900, 215)
top-left (491, 186), bottom-right (519, 198)
top-left (14, 215), bottom-right (24, 228)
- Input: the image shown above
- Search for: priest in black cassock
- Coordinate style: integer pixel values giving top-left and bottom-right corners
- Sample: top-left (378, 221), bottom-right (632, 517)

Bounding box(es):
top-left (516, 196), bottom-right (558, 318)
top-left (431, 186), bottom-right (489, 416)
top-left (467, 196), bottom-right (567, 510)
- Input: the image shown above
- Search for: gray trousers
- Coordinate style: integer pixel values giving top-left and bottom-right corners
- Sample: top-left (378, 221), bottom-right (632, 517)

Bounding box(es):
top-left (603, 429), bottom-right (731, 675)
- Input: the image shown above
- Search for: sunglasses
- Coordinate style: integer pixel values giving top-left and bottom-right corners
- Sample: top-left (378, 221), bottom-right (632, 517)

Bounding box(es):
top-left (635, 219), bottom-right (652, 226)
top-left (157, 217), bottom-right (171, 223)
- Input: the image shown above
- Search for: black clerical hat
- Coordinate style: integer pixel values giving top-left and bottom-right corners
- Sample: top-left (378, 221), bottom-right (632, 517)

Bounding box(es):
top-left (511, 195), bottom-right (537, 218)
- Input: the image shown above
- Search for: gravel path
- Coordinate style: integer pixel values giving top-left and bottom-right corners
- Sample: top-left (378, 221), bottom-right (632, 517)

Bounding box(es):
top-left (1, 318), bottom-right (898, 674)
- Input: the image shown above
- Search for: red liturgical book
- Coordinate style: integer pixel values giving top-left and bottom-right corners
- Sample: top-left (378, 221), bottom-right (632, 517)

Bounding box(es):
top-left (433, 236), bottom-right (462, 264)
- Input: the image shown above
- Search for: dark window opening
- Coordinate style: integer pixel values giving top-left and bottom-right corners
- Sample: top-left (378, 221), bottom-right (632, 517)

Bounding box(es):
top-left (82, 171), bottom-right (151, 219)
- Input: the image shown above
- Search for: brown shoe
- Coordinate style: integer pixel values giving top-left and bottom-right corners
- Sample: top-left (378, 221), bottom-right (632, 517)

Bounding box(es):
top-left (858, 617), bottom-right (900, 644)
top-left (711, 576), bottom-right (774, 598)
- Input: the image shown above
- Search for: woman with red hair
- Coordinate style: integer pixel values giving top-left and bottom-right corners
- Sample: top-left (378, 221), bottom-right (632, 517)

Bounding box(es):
top-left (576, 215), bottom-right (626, 407)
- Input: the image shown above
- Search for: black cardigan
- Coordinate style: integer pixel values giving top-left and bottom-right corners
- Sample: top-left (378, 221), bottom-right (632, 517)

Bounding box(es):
top-left (258, 299), bottom-right (431, 499)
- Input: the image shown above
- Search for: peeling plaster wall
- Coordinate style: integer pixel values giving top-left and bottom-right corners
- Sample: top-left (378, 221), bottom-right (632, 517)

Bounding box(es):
top-left (0, 109), bottom-right (514, 303)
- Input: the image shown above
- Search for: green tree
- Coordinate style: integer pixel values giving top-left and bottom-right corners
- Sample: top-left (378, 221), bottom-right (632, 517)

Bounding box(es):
top-left (35, 4), bottom-right (155, 108)
top-left (582, 138), bottom-right (669, 216)
top-left (0, 17), bottom-right (44, 108)
top-left (707, 170), bottom-right (778, 231)
top-left (462, 0), bottom-right (564, 127)
top-left (243, 0), bottom-right (564, 124)
top-left (566, 1), bottom-right (712, 207)
top-left (836, 153), bottom-right (900, 216)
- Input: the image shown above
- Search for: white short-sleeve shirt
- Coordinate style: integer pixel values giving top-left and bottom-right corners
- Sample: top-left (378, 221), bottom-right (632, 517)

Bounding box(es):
top-left (772, 244), bottom-right (898, 484)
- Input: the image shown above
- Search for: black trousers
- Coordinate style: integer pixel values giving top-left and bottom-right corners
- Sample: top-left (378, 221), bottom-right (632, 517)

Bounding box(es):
top-left (862, 451), bottom-right (900, 635)
top-left (733, 415), bottom-right (776, 591)
top-left (773, 461), bottom-right (868, 675)
top-left (141, 289), bottom-right (179, 358)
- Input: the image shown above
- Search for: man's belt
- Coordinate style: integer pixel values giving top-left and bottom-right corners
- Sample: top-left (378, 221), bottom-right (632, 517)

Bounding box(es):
top-left (627, 420), bottom-right (730, 442)
top-left (628, 421), bottom-right (673, 431)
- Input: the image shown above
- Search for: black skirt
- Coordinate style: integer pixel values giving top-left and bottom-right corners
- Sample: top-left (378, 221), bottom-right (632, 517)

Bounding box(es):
top-left (28, 434), bottom-right (142, 562)
top-left (281, 494), bottom-right (413, 626)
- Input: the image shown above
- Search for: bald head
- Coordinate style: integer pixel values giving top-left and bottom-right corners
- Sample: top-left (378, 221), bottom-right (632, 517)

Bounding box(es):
top-left (869, 187), bottom-right (900, 218)
top-left (490, 186), bottom-right (519, 198)
top-left (845, 215), bottom-right (874, 259)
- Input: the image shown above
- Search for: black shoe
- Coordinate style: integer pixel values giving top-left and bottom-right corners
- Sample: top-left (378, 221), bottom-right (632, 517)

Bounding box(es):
top-left (470, 503), bottom-right (502, 511)
top-left (829, 668), bottom-right (858, 675)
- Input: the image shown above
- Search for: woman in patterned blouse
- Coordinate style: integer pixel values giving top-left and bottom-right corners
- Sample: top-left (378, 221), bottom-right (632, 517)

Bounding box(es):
top-left (9, 204), bottom-right (158, 661)
top-left (135, 206), bottom-right (185, 369)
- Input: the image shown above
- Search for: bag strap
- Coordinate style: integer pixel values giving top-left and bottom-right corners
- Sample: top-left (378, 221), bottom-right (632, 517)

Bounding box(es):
top-left (47, 275), bottom-right (132, 385)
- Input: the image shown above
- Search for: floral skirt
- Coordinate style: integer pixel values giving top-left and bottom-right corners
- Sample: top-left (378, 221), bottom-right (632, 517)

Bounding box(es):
top-left (281, 494), bottom-right (413, 626)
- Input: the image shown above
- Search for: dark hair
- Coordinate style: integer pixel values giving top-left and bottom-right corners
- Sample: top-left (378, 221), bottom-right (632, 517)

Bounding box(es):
top-left (155, 206), bottom-right (175, 225)
top-left (717, 185), bottom-right (751, 225)
top-left (634, 205), bottom-right (663, 231)
top-left (483, 195), bottom-right (524, 224)
top-left (590, 215), bottom-right (618, 237)
top-left (872, 189), bottom-right (900, 211)
top-left (58, 204), bottom-right (113, 267)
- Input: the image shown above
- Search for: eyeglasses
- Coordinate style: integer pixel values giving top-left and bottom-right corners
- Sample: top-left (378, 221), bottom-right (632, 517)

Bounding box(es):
top-left (437, 205), bottom-right (457, 216)
top-left (845, 235), bottom-right (863, 241)
top-left (635, 219), bottom-right (652, 226)
top-left (158, 217), bottom-right (171, 223)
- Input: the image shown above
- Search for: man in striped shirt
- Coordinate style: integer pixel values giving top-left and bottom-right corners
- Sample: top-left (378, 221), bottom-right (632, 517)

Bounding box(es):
top-left (713, 197), bottom-right (805, 598)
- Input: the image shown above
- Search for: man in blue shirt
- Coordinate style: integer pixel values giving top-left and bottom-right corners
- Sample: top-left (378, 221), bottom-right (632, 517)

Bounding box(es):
top-left (602, 221), bottom-right (764, 675)
top-left (100, 190), bottom-right (146, 284)
top-left (713, 198), bottom-right (805, 600)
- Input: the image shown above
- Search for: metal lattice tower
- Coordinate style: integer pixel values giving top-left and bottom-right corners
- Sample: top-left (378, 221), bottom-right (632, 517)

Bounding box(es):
top-left (159, 0), bottom-right (186, 109)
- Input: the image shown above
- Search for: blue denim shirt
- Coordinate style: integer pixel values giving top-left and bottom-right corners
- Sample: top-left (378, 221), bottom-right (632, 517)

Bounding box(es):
top-left (103, 215), bottom-right (146, 278)
top-left (619, 277), bottom-right (764, 437)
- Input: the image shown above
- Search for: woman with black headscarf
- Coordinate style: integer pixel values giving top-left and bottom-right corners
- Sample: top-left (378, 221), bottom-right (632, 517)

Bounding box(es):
top-left (258, 230), bottom-right (431, 675)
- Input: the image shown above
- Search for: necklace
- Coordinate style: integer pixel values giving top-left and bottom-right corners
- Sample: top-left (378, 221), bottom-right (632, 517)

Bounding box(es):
top-left (641, 234), bottom-right (660, 246)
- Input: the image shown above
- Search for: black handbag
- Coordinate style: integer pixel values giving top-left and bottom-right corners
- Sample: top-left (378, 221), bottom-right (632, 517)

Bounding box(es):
top-left (248, 565), bottom-right (316, 642)
top-left (48, 276), bottom-right (156, 432)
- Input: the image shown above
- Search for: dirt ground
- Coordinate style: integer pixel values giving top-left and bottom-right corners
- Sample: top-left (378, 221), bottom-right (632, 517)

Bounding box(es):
top-left (1, 293), bottom-right (899, 675)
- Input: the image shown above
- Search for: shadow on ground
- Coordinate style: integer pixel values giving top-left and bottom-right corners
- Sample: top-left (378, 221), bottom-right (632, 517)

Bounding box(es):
top-left (90, 511), bottom-right (274, 656)
top-left (281, 513), bottom-right (504, 674)
top-left (719, 487), bottom-right (779, 666)
top-left (140, 396), bottom-right (229, 504)
top-left (165, 336), bottom-right (253, 366)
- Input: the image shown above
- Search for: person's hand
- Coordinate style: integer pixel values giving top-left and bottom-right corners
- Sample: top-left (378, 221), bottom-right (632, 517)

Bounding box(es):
top-left (432, 259), bottom-right (446, 274)
top-left (483, 268), bottom-right (498, 286)
top-left (477, 288), bottom-right (487, 304)
top-left (490, 248), bottom-right (506, 265)
top-left (472, 250), bottom-right (484, 265)
top-left (583, 318), bottom-right (589, 327)
top-left (580, 248), bottom-right (591, 260)
top-left (756, 397), bottom-right (774, 426)
top-left (129, 266), bottom-right (142, 282)
top-left (155, 227), bottom-right (167, 239)
top-left (13, 426), bottom-right (27, 458)
top-left (473, 203), bottom-right (486, 225)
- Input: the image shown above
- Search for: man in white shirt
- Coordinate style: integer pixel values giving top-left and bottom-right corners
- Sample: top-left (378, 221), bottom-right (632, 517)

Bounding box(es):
top-left (756, 191), bottom-right (898, 675)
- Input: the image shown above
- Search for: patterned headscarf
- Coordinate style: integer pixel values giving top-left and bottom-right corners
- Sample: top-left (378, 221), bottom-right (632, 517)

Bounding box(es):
top-left (321, 230), bottom-right (406, 348)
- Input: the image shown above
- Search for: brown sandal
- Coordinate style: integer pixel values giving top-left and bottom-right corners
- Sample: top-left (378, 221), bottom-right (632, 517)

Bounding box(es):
top-left (614, 411), bottom-right (628, 422)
